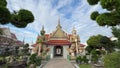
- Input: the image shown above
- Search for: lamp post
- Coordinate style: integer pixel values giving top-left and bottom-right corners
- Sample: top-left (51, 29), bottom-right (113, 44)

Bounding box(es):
top-left (75, 38), bottom-right (78, 56)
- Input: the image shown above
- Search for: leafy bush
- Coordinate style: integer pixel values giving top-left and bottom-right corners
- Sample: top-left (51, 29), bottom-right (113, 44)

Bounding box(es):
top-left (91, 50), bottom-right (99, 63)
top-left (76, 56), bottom-right (82, 64)
top-left (103, 52), bottom-right (120, 68)
top-left (29, 53), bottom-right (42, 66)
top-left (76, 56), bottom-right (89, 64)
top-left (82, 56), bottom-right (89, 64)
top-left (35, 56), bottom-right (42, 66)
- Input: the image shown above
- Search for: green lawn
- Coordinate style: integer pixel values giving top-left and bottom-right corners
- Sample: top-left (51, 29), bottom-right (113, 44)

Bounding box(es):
top-left (79, 64), bottom-right (92, 68)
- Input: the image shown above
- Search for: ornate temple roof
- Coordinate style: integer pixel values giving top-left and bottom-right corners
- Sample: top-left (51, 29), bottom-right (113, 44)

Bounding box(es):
top-left (47, 40), bottom-right (71, 45)
top-left (50, 21), bottom-right (67, 39)
top-left (32, 19), bottom-right (84, 47)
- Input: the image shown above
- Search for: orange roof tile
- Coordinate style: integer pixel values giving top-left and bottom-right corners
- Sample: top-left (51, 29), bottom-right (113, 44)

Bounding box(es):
top-left (47, 40), bottom-right (71, 45)
top-left (80, 44), bottom-right (85, 47)
top-left (45, 34), bottom-right (50, 40)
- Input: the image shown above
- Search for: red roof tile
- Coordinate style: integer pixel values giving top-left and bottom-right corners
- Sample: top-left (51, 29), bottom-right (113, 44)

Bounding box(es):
top-left (32, 43), bottom-right (38, 47)
top-left (80, 44), bottom-right (85, 47)
top-left (45, 34), bottom-right (50, 40)
top-left (47, 40), bottom-right (71, 45)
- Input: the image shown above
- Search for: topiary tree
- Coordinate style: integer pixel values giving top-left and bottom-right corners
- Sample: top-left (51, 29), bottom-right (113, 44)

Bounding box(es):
top-left (86, 34), bottom-right (115, 54)
top-left (100, 36), bottom-right (115, 53)
top-left (11, 9), bottom-right (34, 28)
top-left (86, 35), bottom-right (115, 63)
top-left (87, 0), bottom-right (120, 26)
top-left (0, 0), bottom-right (34, 28)
top-left (22, 43), bottom-right (30, 57)
top-left (87, 0), bottom-right (99, 5)
top-left (87, 0), bottom-right (120, 50)
top-left (86, 35), bottom-right (103, 53)
top-left (91, 11), bottom-right (100, 20)
top-left (87, 0), bottom-right (120, 66)
top-left (0, 6), bottom-right (11, 24)
top-left (0, 0), bottom-right (7, 7)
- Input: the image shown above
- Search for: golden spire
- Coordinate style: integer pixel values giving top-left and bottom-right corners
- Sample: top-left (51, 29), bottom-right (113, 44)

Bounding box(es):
top-left (72, 27), bottom-right (76, 35)
top-left (56, 17), bottom-right (62, 29)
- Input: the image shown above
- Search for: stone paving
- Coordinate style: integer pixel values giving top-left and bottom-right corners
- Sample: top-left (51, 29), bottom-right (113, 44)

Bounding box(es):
top-left (43, 57), bottom-right (75, 68)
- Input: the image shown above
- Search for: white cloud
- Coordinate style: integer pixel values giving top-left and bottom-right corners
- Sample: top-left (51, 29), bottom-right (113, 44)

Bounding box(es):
top-left (0, 0), bottom-right (113, 45)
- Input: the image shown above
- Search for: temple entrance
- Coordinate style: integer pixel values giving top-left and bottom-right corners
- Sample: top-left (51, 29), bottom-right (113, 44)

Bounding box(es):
top-left (54, 46), bottom-right (63, 57)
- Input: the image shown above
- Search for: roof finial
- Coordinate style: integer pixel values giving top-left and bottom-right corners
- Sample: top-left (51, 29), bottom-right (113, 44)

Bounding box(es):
top-left (58, 16), bottom-right (60, 24)
top-left (42, 25), bottom-right (44, 31)
top-left (56, 17), bottom-right (62, 29)
top-left (72, 26), bottom-right (76, 35)
top-left (73, 27), bottom-right (75, 30)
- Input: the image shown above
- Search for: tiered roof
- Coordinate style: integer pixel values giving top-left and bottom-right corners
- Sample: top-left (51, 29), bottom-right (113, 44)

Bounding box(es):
top-left (32, 19), bottom-right (85, 47)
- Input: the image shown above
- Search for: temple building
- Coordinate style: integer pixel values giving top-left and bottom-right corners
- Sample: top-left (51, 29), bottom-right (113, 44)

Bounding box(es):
top-left (32, 19), bottom-right (85, 59)
top-left (0, 27), bottom-right (24, 46)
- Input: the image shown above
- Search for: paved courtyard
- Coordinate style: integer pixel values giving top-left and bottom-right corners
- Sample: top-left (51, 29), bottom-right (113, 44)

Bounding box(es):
top-left (43, 57), bottom-right (75, 68)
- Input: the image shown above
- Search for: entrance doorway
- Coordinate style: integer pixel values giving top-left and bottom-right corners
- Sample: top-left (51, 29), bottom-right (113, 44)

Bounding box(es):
top-left (54, 46), bottom-right (63, 57)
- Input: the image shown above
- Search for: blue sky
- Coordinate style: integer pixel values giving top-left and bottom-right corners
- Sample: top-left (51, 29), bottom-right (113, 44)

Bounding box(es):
top-left (0, 0), bottom-right (112, 45)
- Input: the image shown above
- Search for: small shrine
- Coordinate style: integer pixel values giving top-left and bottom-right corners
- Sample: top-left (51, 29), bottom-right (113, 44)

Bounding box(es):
top-left (32, 19), bottom-right (85, 59)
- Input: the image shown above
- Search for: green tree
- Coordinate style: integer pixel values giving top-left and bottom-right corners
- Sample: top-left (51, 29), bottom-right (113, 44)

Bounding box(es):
top-left (100, 36), bottom-right (115, 53)
top-left (0, 6), bottom-right (11, 24)
top-left (11, 9), bottom-right (34, 28)
top-left (90, 11), bottom-right (99, 20)
top-left (103, 52), bottom-right (120, 68)
top-left (0, 0), bottom-right (7, 7)
top-left (86, 35), bottom-right (115, 63)
top-left (87, 0), bottom-right (120, 66)
top-left (86, 35), bottom-right (102, 50)
top-left (112, 27), bottom-right (120, 49)
top-left (86, 35), bottom-right (103, 63)
top-left (0, 0), bottom-right (34, 28)
top-left (23, 43), bottom-right (30, 56)
top-left (87, 0), bottom-right (120, 26)
top-left (86, 35), bottom-right (115, 53)
top-left (87, 0), bottom-right (99, 5)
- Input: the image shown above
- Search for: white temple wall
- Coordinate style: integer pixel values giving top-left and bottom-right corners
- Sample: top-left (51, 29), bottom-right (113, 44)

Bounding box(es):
top-left (63, 46), bottom-right (69, 59)
top-left (48, 46), bottom-right (54, 59)
top-left (48, 45), bottom-right (69, 59)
